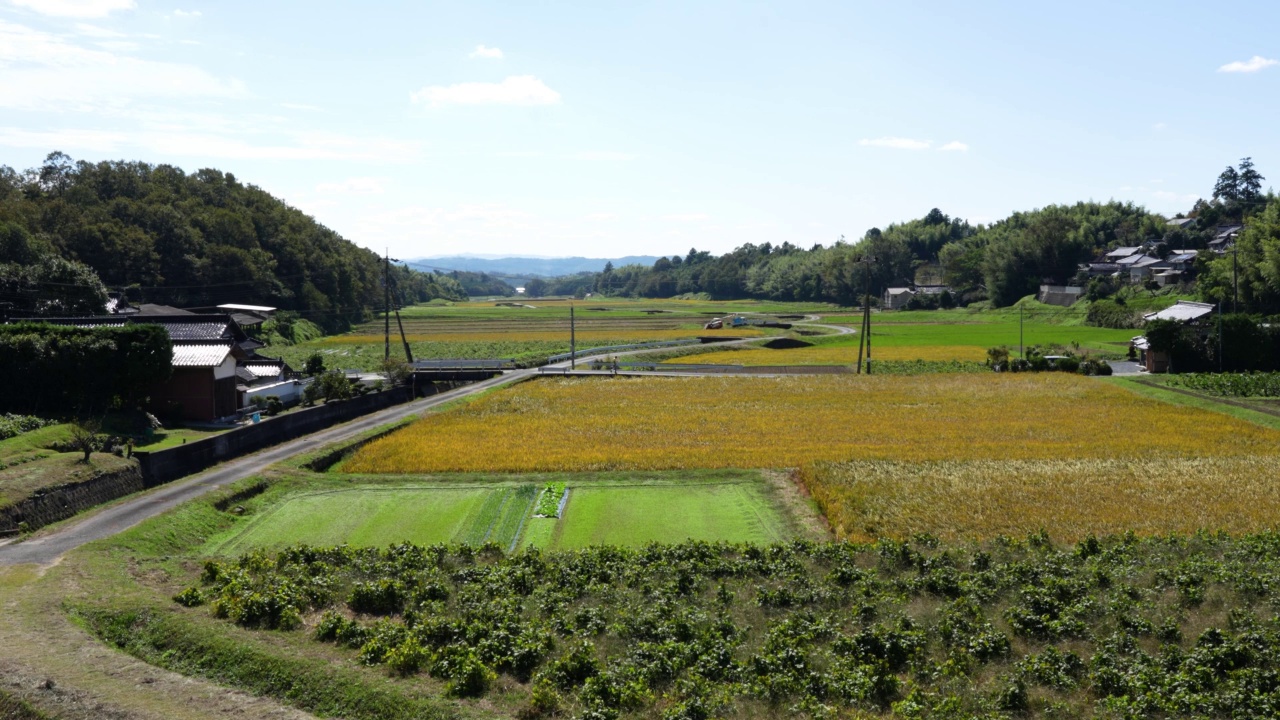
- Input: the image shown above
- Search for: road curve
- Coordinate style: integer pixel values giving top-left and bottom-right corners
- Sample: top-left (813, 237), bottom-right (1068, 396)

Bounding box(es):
top-left (0, 369), bottom-right (535, 566)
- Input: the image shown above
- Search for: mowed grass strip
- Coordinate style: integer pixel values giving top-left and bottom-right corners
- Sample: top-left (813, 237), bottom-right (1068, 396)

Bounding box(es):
top-left (801, 456), bottom-right (1280, 543)
top-left (212, 487), bottom-right (504, 554)
top-left (343, 373), bottom-right (1280, 474)
top-left (543, 483), bottom-right (788, 550)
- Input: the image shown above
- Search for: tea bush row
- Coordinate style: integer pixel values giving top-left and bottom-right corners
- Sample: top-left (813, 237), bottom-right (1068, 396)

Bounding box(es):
top-left (180, 533), bottom-right (1280, 718)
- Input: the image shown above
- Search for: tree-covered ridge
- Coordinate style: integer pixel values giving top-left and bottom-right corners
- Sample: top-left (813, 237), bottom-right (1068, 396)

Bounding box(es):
top-left (589, 203), bottom-right (1163, 307)
top-left (0, 153), bottom-right (465, 331)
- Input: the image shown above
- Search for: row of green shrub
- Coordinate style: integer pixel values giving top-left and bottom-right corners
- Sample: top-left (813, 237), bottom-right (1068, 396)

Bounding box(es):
top-left (1169, 372), bottom-right (1280, 397)
top-left (173, 533), bottom-right (1280, 719)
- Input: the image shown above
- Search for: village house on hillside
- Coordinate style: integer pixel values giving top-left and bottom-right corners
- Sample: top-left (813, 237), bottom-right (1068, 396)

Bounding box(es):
top-left (37, 304), bottom-right (296, 421)
top-left (1130, 300), bottom-right (1216, 373)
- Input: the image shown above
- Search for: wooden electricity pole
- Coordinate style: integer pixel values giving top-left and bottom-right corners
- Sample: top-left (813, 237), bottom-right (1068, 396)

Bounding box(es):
top-left (383, 248), bottom-right (391, 362)
top-left (570, 304), bottom-right (577, 370)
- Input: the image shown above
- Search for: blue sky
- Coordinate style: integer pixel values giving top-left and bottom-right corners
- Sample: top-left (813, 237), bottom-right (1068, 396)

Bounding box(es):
top-left (1, 1), bottom-right (1277, 260)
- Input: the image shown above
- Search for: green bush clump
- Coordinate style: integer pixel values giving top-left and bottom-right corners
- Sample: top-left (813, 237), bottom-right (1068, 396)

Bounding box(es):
top-left (187, 535), bottom-right (1280, 718)
top-left (532, 482), bottom-right (567, 518)
top-left (0, 413), bottom-right (54, 441)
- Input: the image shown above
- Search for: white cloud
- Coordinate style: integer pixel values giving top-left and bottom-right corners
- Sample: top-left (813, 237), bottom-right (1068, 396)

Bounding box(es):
top-left (0, 125), bottom-right (128, 151)
top-left (858, 136), bottom-right (930, 150)
top-left (410, 75), bottom-right (561, 107)
top-left (171, 9), bottom-right (201, 17)
top-left (8, 0), bottom-right (134, 17)
top-left (663, 213), bottom-right (710, 222)
top-left (583, 213), bottom-right (617, 221)
top-left (1153, 121), bottom-right (1167, 131)
top-left (938, 141), bottom-right (969, 152)
top-left (1218, 55), bottom-right (1278, 73)
top-left (468, 44), bottom-right (503, 59)
top-left (280, 102), bottom-right (322, 111)
top-left (0, 20), bottom-right (247, 112)
top-left (316, 177), bottom-right (385, 195)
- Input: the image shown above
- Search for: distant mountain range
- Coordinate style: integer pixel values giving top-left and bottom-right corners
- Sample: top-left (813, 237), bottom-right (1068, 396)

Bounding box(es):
top-left (407, 255), bottom-right (663, 277)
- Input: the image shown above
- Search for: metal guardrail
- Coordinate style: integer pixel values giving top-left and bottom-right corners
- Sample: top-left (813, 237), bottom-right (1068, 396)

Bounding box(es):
top-left (546, 339), bottom-right (701, 363)
top-left (538, 362), bottom-right (851, 375)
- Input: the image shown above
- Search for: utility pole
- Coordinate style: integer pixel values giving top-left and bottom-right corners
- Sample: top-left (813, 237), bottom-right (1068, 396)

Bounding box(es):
top-left (1218, 299), bottom-right (1224, 372)
top-left (570, 303), bottom-right (577, 370)
top-left (855, 255), bottom-right (875, 375)
top-left (1232, 245), bottom-right (1239, 313)
top-left (383, 248), bottom-right (391, 362)
top-left (1020, 304), bottom-right (1024, 359)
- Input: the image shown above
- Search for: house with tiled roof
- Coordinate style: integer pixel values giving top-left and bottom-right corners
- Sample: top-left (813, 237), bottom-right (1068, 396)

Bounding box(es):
top-left (39, 312), bottom-right (259, 421)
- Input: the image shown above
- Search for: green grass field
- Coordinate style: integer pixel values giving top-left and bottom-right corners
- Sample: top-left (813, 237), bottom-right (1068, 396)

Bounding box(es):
top-left (207, 475), bottom-right (795, 555)
top-left (209, 485), bottom-right (537, 554)
top-left (527, 482), bottom-right (789, 549)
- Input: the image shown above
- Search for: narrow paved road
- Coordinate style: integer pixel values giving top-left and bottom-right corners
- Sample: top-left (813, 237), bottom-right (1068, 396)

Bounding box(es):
top-left (0, 369), bottom-right (535, 566)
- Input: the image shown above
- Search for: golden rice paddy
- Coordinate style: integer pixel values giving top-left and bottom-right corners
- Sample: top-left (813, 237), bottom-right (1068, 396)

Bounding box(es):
top-left (316, 328), bottom-right (763, 345)
top-left (671, 343), bottom-right (987, 365)
top-left (343, 373), bottom-right (1280, 474)
top-left (800, 456), bottom-right (1280, 543)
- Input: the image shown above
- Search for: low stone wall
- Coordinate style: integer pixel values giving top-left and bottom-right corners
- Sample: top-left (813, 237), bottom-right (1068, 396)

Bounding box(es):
top-left (135, 387), bottom-right (415, 486)
top-left (0, 464), bottom-right (143, 533)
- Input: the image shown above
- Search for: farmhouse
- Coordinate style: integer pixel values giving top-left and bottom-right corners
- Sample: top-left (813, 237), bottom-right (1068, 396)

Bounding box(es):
top-left (1131, 300), bottom-right (1217, 373)
top-left (38, 311), bottom-right (292, 421)
top-left (883, 287), bottom-right (915, 310)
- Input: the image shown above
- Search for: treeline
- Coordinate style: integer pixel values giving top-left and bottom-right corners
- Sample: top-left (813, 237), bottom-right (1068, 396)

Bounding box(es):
top-left (572, 158), bottom-right (1276, 311)
top-left (0, 323), bottom-right (172, 414)
top-left (446, 270), bottom-right (516, 297)
top-left (588, 204), bottom-right (1167, 307)
top-left (0, 153), bottom-right (465, 331)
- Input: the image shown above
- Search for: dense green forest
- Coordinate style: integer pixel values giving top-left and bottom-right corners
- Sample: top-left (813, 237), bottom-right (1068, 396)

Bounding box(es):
top-left (0, 153), bottom-right (465, 331)
top-left (568, 160), bottom-right (1278, 312)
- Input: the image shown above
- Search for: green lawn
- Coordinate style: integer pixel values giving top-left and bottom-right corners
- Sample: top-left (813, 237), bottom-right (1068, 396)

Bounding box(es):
top-left (207, 475), bottom-right (796, 555)
top-left (526, 481), bottom-right (790, 550)
top-left (209, 486), bottom-right (534, 555)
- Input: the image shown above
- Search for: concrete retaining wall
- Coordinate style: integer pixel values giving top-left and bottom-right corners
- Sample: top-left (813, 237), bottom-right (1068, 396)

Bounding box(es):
top-left (0, 464), bottom-right (144, 533)
top-left (135, 386), bottom-right (415, 486)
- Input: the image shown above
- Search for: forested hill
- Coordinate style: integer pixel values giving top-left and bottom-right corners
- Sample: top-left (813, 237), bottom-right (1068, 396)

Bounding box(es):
top-left (584, 203), bottom-right (1167, 305)
top-left (0, 153), bottom-right (465, 331)
top-left (583, 160), bottom-right (1277, 309)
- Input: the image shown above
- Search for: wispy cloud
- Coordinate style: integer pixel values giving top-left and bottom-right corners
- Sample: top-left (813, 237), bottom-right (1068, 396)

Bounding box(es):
top-left (663, 213), bottom-right (710, 222)
top-left (468, 44), bottom-right (503, 59)
top-left (171, 9), bottom-right (201, 18)
top-left (1218, 55), bottom-right (1278, 73)
top-left (858, 136), bottom-right (931, 150)
top-left (938, 141), bottom-right (969, 152)
top-left (8, 0), bottom-right (134, 17)
top-left (1153, 121), bottom-right (1167, 131)
top-left (280, 102), bottom-right (322, 112)
top-left (316, 177), bottom-right (385, 195)
top-left (0, 20), bottom-right (246, 112)
top-left (411, 75), bottom-right (561, 107)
